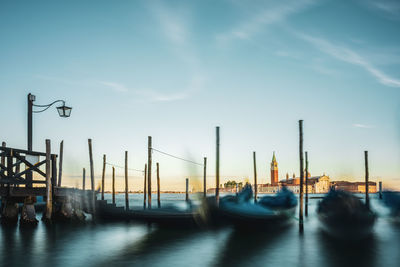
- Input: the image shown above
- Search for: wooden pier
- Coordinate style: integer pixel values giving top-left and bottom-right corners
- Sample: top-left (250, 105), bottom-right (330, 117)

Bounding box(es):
top-left (0, 143), bottom-right (94, 224)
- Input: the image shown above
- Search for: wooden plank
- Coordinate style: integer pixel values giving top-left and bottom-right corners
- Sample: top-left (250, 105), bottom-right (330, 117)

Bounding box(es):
top-left (88, 139), bottom-right (96, 215)
top-left (305, 151), bottom-right (309, 217)
top-left (101, 154), bottom-right (106, 200)
top-left (58, 140), bottom-right (64, 187)
top-left (203, 157), bottom-right (207, 198)
top-left (82, 168), bottom-right (86, 190)
top-left (216, 127), bottom-right (220, 203)
top-left (112, 166), bottom-right (115, 204)
top-left (299, 120), bottom-right (304, 232)
top-left (365, 151), bottom-right (370, 209)
top-left (186, 178), bottom-right (189, 202)
top-left (147, 136), bottom-right (152, 209)
top-left (144, 164), bottom-right (147, 209)
top-left (253, 151), bottom-right (257, 203)
top-left (45, 139), bottom-right (52, 220)
top-left (157, 162), bottom-right (160, 208)
top-left (125, 151), bottom-right (129, 211)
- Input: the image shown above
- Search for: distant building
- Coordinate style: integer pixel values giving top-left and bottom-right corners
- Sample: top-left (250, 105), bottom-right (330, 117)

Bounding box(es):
top-left (332, 181), bottom-right (377, 193)
top-left (270, 152), bottom-right (278, 185)
top-left (280, 175), bottom-right (331, 194)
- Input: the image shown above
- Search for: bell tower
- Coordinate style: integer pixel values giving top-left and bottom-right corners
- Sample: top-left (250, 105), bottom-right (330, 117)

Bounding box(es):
top-left (270, 152), bottom-right (278, 185)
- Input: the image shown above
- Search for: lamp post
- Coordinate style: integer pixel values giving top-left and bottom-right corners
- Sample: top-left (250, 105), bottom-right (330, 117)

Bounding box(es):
top-left (27, 93), bottom-right (72, 151)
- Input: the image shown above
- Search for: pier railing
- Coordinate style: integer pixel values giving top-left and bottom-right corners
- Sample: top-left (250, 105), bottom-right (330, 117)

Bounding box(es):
top-left (0, 146), bottom-right (57, 188)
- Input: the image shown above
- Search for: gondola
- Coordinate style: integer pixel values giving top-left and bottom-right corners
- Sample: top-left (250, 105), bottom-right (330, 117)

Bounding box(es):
top-left (218, 185), bottom-right (297, 228)
top-left (317, 189), bottom-right (376, 239)
top-left (131, 205), bottom-right (198, 227)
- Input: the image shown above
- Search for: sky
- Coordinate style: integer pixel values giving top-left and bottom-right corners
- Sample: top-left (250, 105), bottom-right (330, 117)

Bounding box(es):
top-left (1, 0), bottom-right (400, 191)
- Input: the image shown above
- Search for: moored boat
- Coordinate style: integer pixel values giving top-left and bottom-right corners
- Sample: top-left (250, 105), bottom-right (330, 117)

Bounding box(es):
top-left (218, 185), bottom-right (297, 228)
top-left (317, 189), bottom-right (376, 239)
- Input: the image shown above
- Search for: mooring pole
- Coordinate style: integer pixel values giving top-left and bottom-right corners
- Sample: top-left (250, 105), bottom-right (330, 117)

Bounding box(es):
top-left (112, 167), bottom-right (115, 205)
top-left (203, 157), bottom-right (207, 198)
top-left (299, 120), bottom-right (304, 232)
top-left (57, 140), bottom-right (64, 187)
top-left (144, 164), bottom-right (147, 209)
top-left (45, 139), bottom-right (52, 221)
top-left (27, 94), bottom-right (33, 151)
top-left (82, 168), bottom-right (86, 191)
top-left (305, 151), bottom-right (309, 217)
top-left (1, 142), bottom-right (5, 166)
top-left (216, 126), bottom-right (220, 203)
top-left (27, 94), bottom-right (34, 187)
top-left (365, 151), bottom-right (370, 209)
top-left (186, 178), bottom-right (189, 202)
top-left (51, 154), bottom-right (57, 205)
top-left (147, 136), bottom-right (152, 209)
top-left (88, 139), bottom-right (96, 216)
top-left (379, 181), bottom-right (383, 199)
top-left (101, 154), bottom-right (106, 200)
top-left (253, 151), bottom-right (257, 203)
top-left (157, 162), bottom-right (161, 208)
top-left (125, 151), bottom-right (129, 211)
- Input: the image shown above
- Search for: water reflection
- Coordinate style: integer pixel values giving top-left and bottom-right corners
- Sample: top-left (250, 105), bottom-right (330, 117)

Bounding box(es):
top-left (95, 226), bottom-right (201, 266)
top-left (214, 225), bottom-right (291, 267)
top-left (318, 230), bottom-right (377, 267)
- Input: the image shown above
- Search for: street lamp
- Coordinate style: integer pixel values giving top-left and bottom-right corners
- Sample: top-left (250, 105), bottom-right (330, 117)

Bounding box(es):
top-left (27, 93), bottom-right (72, 151)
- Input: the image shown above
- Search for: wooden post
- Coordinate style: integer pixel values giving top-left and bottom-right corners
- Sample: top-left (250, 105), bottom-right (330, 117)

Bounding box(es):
top-left (82, 168), bottom-right (86, 191)
top-left (305, 151), bottom-right (309, 217)
top-left (45, 139), bottom-right (52, 221)
top-left (186, 178), bottom-right (189, 202)
top-left (216, 126), bottom-right (220, 203)
top-left (157, 162), bottom-right (161, 208)
top-left (299, 120), bottom-right (304, 232)
top-left (379, 181), bottom-right (383, 199)
top-left (1, 142), bottom-right (5, 166)
top-left (147, 136), bottom-right (152, 209)
top-left (203, 157), bottom-right (207, 198)
top-left (101, 154), bottom-right (106, 200)
top-left (112, 167), bottom-right (115, 205)
top-left (1, 142), bottom-right (5, 189)
top-left (144, 164), bottom-right (147, 209)
top-left (125, 151), bottom-right (129, 211)
top-left (88, 139), bottom-right (96, 215)
top-left (365, 151), bottom-right (370, 209)
top-left (57, 140), bottom-right (64, 187)
top-left (51, 154), bottom-right (57, 205)
top-left (253, 151), bottom-right (257, 203)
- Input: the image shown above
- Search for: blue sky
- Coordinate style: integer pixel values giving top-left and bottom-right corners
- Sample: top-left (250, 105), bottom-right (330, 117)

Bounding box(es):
top-left (1, 0), bottom-right (400, 190)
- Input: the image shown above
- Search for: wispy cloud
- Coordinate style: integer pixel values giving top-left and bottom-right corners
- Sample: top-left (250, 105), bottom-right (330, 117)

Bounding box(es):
top-left (150, 2), bottom-right (189, 45)
top-left (217, 0), bottom-right (317, 42)
top-left (361, 0), bottom-right (400, 20)
top-left (98, 75), bottom-right (206, 103)
top-left (98, 81), bottom-right (128, 92)
top-left (296, 33), bottom-right (400, 87)
top-left (353, 124), bottom-right (375, 129)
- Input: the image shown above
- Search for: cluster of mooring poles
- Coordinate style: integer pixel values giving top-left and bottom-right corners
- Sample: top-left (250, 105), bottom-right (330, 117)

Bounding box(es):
top-left (93, 135), bottom-right (209, 213)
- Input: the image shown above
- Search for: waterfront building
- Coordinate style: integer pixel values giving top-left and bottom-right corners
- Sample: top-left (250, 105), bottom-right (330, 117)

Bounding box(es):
top-left (333, 181), bottom-right (377, 193)
top-left (280, 175), bottom-right (331, 194)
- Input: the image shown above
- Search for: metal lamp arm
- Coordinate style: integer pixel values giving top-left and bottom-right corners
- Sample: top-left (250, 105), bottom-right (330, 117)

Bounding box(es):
top-left (32, 100), bottom-right (65, 113)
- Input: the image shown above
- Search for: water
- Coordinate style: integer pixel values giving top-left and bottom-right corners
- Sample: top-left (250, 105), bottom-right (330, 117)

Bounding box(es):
top-left (1, 193), bottom-right (400, 267)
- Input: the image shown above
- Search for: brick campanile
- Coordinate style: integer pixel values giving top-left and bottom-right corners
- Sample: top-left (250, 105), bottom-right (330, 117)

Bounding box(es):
top-left (270, 152), bottom-right (278, 185)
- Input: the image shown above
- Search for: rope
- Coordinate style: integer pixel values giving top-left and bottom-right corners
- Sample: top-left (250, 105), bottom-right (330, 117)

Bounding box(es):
top-left (105, 162), bottom-right (144, 173)
top-left (152, 148), bottom-right (203, 166)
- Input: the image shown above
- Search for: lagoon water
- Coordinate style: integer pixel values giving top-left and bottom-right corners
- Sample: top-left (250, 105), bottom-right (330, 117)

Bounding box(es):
top-left (1, 193), bottom-right (400, 267)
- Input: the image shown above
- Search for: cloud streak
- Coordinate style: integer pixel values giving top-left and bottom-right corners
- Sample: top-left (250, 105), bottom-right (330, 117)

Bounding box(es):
top-left (296, 33), bottom-right (400, 87)
top-left (361, 0), bottom-right (400, 20)
top-left (217, 0), bottom-right (317, 42)
top-left (353, 124), bottom-right (375, 129)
